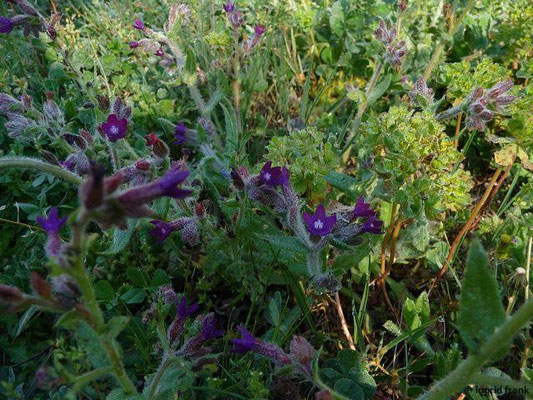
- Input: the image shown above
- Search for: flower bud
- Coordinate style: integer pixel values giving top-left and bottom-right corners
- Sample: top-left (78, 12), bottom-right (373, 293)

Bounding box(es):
top-left (0, 285), bottom-right (25, 305)
top-left (80, 162), bottom-right (105, 210)
top-left (31, 272), bottom-right (51, 298)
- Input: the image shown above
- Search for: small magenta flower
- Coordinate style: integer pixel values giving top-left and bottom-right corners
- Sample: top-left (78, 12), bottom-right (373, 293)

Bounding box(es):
top-left (150, 220), bottom-right (179, 243)
top-left (129, 41), bottom-right (140, 49)
top-left (254, 24), bottom-right (265, 36)
top-left (352, 196), bottom-right (375, 219)
top-left (0, 17), bottom-right (13, 34)
top-left (361, 215), bottom-right (383, 234)
top-left (259, 161), bottom-right (289, 187)
top-left (174, 121), bottom-right (187, 145)
top-left (37, 207), bottom-right (67, 257)
top-left (100, 114), bottom-right (128, 142)
top-left (303, 205), bottom-right (336, 236)
top-left (132, 19), bottom-right (145, 30)
top-left (223, 1), bottom-right (235, 13)
top-left (155, 48), bottom-right (164, 57)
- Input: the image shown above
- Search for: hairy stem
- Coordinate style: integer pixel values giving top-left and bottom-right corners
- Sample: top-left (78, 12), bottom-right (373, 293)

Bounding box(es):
top-left (0, 156), bottom-right (83, 185)
top-left (417, 298), bottom-right (533, 400)
top-left (342, 59), bottom-right (384, 158)
top-left (147, 355), bottom-right (174, 400)
top-left (70, 366), bottom-right (113, 394)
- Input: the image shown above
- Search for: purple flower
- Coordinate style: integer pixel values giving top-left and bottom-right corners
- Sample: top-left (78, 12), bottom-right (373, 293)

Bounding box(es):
top-left (37, 207), bottom-right (67, 258)
top-left (174, 121), bottom-right (187, 145)
top-left (150, 220), bottom-right (179, 243)
top-left (231, 325), bottom-right (256, 353)
top-left (159, 168), bottom-right (192, 198)
top-left (129, 41), bottom-right (140, 49)
top-left (100, 114), bottom-right (128, 142)
top-left (133, 19), bottom-right (145, 30)
top-left (201, 313), bottom-right (224, 340)
top-left (177, 296), bottom-right (199, 319)
top-left (0, 17), bottom-right (13, 34)
top-left (223, 1), bottom-right (235, 13)
top-left (361, 215), bottom-right (383, 234)
top-left (37, 207), bottom-right (67, 236)
top-left (303, 205), bottom-right (337, 236)
top-left (352, 196), bottom-right (375, 219)
top-left (254, 24), bottom-right (265, 36)
top-left (155, 48), bottom-right (164, 57)
top-left (231, 325), bottom-right (291, 365)
top-left (259, 161), bottom-right (289, 187)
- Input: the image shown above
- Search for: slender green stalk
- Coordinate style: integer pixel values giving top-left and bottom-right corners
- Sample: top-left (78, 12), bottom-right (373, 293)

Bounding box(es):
top-left (342, 59), bottom-right (384, 158)
top-left (69, 366), bottom-right (113, 394)
top-left (0, 157), bottom-right (83, 185)
top-left (68, 211), bottom-right (138, 395)
top-left (422, 0), bottom-right (476, 81)
top-left (417, 298), bottom-right (533, 400)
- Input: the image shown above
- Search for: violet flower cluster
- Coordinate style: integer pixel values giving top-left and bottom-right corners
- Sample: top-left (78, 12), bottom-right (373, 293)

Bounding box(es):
top-left (435, 80), bottom-right (516, 131)
top-left (232, 161), bottom-right (383, 288)
top-left (374, 20), bottom-right (407, 70)
top-left (143, 287), bottom-right (223, 370)
top-left (79, 160), bottom-right (192, 230)
top-left (0, 0), bottom-right (57, 39)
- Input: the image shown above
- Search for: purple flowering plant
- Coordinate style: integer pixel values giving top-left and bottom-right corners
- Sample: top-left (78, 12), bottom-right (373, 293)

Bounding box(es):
top-left (2, 0), bottom-right (533, 399)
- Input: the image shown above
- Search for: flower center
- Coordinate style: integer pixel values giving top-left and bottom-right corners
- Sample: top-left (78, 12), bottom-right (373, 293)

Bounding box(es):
top-left (110, 125), bottom-right (119, 135)
top-left (314, 219), bottom-right (323, 229)
top-left (160, 228), bottom-right (167, 235)
top-left (263, 172), bottom-right (271, 181)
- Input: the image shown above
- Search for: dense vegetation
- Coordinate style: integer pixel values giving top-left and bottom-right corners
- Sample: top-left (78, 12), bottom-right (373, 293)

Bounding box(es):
top-left (0, 0), bottom-right (532, 399)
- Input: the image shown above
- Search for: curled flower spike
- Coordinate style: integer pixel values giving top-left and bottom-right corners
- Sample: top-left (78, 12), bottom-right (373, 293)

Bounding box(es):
top-left (259, 161), bottom-right (290, 187)
top-left (408, 78), bottom-right (434, 107)
top-left (150, 217), bottom-right (199, 245)
top-left (0, 16), bottom-right (14, 34)
top-left (361, 215), bottom-right (383, 234)
top-left (132, 19), bottom-right (145, 30)
top-left (303, 205), bottom-right (337, 237)
top-left (100, 114), bottom-right (128, 142)
top-left (37, 207), bottom-right (67, 258)
top-left (465, 81), bottom-right (515, 131)
top-left (201, 313), bottom-right (224, 340)
top-left (167, 295), bottom-right (198, 344)
top-left (174, 121), bottom-right (188, 145)
top-left (231, 326), bottom-right (291, 365)
top-left (374, 20), bottom-right (396, 44)
top-left (352, 196), bottom-right (376, 219)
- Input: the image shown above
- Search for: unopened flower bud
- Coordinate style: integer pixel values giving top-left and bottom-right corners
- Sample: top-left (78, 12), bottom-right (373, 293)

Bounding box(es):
top-left (195, 202), bottom-right (206, 218)
top-left (31, 272), bottom-right (51, 298)
top-left (80, 162), bottom-right (105, 210)
top-left (0, 285), bottom-right (25, 305)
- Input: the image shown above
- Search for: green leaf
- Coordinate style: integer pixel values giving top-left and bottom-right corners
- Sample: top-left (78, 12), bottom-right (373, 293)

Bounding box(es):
top-left (94, 280), bottom-right (115, 300)
top-left (100, 219), bottom-right (137, 255)
top-left (150, 269), bottom-right (170, 288)
top-left (261, 234), bottom-right (309, 253)
top-left (458, 238), bottom-right (506, 354)
top-left (334, 378), bottom-right (365, 399)
top-left (126, 267), bottom-right (150, 288)
top-left (329, 1), bottom-right (345, 37)
top-left (325, 171), bottom-right (358, 200)
top-left (367, 74), bottom-right (391, 106)
top-left (266, 291), bottom-right (282, 326)
top-left (185, 48), bottom-right (196, 75)
top-left (120, 288), bottom-right (146, 304)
